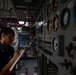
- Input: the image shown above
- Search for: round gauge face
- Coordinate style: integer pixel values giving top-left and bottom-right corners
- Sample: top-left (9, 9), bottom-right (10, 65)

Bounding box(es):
top-left (52, 0), bottom-right (58, 12)
top-left (47, 3), bottom-right (51, 16)
top-left (60, 0), bottom-right (68, 4)
top-left (52, 38), bottom-right (58, 52)
top-left (47, 19), bottom-right (52, 32)
top-left (63, 12), bottom-right (69, 25)
top-left (72, 1), bottom-right (76, 27)
top-left (53, 15), bottom-right (59, 31)
top-left (60, 7), bottom-right (70, 30)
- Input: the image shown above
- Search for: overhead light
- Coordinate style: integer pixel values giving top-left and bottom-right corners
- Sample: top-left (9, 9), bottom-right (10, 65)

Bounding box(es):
top-left (16, 27), bottom-right (22, 33)
top-left (38, 21), bottom-right (44, 26)
top-left (18, 21), bottom-right (25, 25)
top-left (17, 27), bottom-right (21, 30)
top-left (25, 22), bottom-right (29, 26)
top-left (11, 27), bottom-right (15, 30)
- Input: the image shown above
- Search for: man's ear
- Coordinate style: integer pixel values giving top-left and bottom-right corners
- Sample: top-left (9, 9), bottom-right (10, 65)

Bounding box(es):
top-left (2, 33), bottom-right (6, 38)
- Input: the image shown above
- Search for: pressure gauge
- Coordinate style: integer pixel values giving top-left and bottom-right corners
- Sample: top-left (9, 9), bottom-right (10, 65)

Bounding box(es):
top-left (60, 7), bottom-right (70, 30)
top-left (52, 38), bottom-right (58, 52)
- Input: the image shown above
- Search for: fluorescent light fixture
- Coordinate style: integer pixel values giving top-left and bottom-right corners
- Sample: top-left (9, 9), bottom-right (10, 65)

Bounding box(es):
top-left (16, 27), bottom-right (22, 33)
top-left (11, 27), bottom-right (15, 30)
top-left (18, 21), bottom-right (25, 24)
top-left (39, 21), bottom-right (44, 26)
top-left (17, 27), bottom-right (21, 30)
top-left (25, 22), bottom-right (29, 26)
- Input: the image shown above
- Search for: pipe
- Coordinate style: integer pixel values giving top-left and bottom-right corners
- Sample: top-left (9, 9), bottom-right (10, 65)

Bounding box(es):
top-left (9, 0), bottom-right (19, 20)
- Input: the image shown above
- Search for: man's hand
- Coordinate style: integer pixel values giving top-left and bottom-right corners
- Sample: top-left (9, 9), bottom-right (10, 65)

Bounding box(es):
top-left (13, 50), bottom-right (20, 60)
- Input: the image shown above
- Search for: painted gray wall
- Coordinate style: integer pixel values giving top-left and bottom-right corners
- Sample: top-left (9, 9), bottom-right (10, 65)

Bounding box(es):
top-left (16, 59), bottom-right (37, 75)
top-left (36, 0), bottom-right (76, 75)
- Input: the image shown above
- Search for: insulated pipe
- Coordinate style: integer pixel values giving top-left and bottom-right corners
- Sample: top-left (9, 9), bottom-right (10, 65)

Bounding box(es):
top-left (4, 0), bottom-right (8, 10)
top-left (9, 0), bottom-right (19, 20)
top-left (0, 0), bottom-right (11, 10)
top-left (0, 0), bottom-right (4, 10)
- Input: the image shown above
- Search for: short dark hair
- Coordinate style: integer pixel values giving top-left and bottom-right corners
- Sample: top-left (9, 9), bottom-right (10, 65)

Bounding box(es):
top-left (0, 27), bottom-right (15, 38)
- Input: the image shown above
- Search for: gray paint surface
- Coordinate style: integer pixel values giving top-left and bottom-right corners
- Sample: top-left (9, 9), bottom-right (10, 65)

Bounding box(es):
top-left (16, 59), bottom-right (37, 75)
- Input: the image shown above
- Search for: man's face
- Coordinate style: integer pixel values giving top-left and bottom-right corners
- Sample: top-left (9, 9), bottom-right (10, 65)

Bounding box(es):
top-left (3, 33), bottom-right (15, 45)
